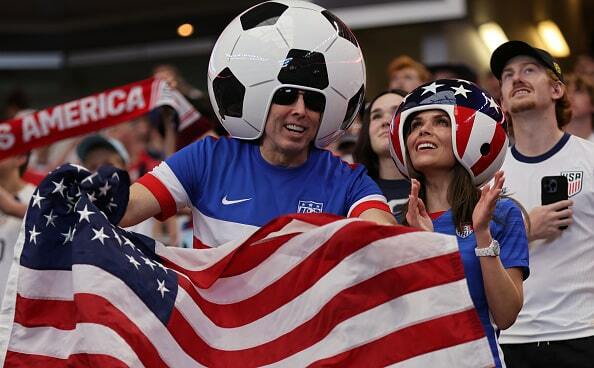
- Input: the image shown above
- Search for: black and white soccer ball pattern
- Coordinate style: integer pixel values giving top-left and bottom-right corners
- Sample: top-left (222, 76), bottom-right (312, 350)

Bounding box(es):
top-left (207, 0), bottom-right (365, 148)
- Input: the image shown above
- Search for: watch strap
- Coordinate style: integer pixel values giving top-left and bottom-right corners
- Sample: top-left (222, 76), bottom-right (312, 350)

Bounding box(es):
top-left (475, 239), bottom-right (500, 257)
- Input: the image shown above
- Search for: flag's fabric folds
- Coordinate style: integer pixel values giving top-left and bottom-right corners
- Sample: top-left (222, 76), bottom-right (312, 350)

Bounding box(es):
top-left (0, 165), bottom-right (494, 367)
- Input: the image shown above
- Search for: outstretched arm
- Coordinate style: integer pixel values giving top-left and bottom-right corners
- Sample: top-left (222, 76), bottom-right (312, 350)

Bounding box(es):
top-left (119, 183), bottom-right (162, 228)
top-left (359, 208), bottom-right (398, 225)
top-left (473, 171), bottom-right (524, 330)
top-left (0, 186), bottom-right (27, 218)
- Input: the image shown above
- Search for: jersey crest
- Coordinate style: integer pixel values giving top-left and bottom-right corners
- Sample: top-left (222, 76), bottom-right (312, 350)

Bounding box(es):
top-left (297, 200), bottom-right (324, 214)
top-left (561, 171), bottom-right (583, 197)
top-left (456, 223), bottom-right (474, 239)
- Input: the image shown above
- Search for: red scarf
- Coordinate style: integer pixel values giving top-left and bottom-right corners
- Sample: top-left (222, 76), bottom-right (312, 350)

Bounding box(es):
top-left (0, 77), bottom-right (201, 160)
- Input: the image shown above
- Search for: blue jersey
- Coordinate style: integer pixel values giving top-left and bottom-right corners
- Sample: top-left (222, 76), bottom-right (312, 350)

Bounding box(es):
top-left (139, 137), bottom-right (388, 248)
top-left (432, 199), bottom-right (529, 368)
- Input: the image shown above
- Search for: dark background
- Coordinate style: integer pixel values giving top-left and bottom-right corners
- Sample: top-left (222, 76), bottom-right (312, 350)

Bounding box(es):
top-left (0, 0), bottom-right (592, 110)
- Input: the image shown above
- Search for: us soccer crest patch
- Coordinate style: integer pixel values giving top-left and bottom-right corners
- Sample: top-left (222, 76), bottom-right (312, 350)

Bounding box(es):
top-left (456, 224), bottom-right (474, 238)
top-left (561, 171), bottom-right (583, 197)
top-left (297, 200), bottom-right (324, 214)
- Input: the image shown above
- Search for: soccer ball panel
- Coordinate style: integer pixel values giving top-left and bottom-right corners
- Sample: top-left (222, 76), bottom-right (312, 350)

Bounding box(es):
top-left (220, 115), bottom-right (261, 139)
top-left (316, 88), bottom-right (348, 144)
top-left (277, 49), bottom-right (328, 90)
top-left (341, 85), bottom-right (365, 129)
top-left (207, 19), bottom-right (243, 82)
top-left (240, 82), bottom-right (279, 137)
top-left (324, 36), bottom-right (365, 98)
top-left (272, 0), bottom-right (324, 12)
top-left (239, 2), bottom-right (289, 30)
top-left (321, 10), bottom-right (358, 47)
top-left (211, 67), bottom-right (245, 119)
top-left (275, 7), bottom-right (338, 53)
top-left (229, 26), bottom-right (287, 87)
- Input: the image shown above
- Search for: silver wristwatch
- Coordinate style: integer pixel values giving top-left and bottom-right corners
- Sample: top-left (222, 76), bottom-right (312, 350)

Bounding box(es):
top-left (475, 239), bottom-right (500, 257)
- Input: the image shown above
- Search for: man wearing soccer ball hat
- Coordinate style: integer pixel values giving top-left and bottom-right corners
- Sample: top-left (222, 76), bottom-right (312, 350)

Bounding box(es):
top-left (119, 0), bottom-right (396, 246)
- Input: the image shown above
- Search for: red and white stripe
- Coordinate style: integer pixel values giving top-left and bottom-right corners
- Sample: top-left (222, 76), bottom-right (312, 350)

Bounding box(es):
top-left (454, 107), bottom-right (507, 185)
top-left (1, 214), bottom-right (494, 367)
top-left (140, 163), bottom-right (390, 248)
top-left (0, 78), bottom-right (201, 161)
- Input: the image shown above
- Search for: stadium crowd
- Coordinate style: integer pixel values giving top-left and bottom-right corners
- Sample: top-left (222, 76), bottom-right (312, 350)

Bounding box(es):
top-left (1, 4), bottom-right (594, 366)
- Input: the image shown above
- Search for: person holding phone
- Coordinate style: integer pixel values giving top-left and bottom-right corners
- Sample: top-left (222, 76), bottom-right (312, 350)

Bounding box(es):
top-left (490, 40), bottom-right (594, 367)
top-left (541, 175), bottom-right (569, 230)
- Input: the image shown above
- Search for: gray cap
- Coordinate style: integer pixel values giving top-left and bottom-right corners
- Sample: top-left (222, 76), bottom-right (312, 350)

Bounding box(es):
top-left (77, 134), bottom-right (130, 164)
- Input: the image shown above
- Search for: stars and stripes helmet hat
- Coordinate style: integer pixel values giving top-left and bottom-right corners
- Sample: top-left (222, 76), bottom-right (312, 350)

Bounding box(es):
top-left (389, 79), bottom-right (508, 186)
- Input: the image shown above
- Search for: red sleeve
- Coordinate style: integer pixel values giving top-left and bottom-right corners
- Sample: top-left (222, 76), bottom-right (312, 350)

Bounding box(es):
top-left (137, 173), bottom-right (177, 221)
top-left (349, 200), bottom-right (391, 218)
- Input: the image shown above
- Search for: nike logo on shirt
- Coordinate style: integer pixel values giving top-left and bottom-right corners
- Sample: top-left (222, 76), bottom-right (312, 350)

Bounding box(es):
top-left (221, 195), bottom-right (252, 205)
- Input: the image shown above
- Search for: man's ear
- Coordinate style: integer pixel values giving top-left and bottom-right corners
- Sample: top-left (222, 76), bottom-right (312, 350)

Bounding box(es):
top-left (551, 81), bottom-right (565, 100)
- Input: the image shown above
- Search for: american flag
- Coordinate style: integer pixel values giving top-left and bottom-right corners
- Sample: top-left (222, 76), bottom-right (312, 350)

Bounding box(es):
top-left (0, 164), bottom-right (494, 367)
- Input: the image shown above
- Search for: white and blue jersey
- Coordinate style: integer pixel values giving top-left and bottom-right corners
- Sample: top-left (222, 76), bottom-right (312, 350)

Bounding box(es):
top-left (432, 199), bottom-right (529, 368)
top-left (499, 134), bottom-right (594, 344)
top-left (139, 137), bottom-right (389, 248)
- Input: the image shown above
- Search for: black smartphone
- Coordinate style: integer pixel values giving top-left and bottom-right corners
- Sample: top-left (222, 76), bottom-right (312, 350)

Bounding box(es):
top-left (541, 175), bottom-right (569, 230)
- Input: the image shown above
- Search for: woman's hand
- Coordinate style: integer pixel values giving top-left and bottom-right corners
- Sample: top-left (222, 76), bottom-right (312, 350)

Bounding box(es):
top-left (473, 170), bottom-right (504, 233)
top-left (406, 178), bottom-right (433, 231)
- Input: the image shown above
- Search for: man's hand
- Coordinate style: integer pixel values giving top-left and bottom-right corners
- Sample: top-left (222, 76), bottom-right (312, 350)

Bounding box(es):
top-left (527, 199), bottom-right (573, 241)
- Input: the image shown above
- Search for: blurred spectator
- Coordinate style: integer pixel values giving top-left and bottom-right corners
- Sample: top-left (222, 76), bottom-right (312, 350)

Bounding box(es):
top-left (2, 89), bottom-right (29, 121)
top-left (427, 62), bottom-right (478, 83)
top-left (480, 71), bottom-right (502, 102)
top-left (0, 153), bottom-right (35, 305)
top-left (325, 103), bottom-right (365, 163)
top-left (10, 109), bottom-right (83, 179)
top-left (6, 109), bottom-right (47, 185)
top-left (153, 64), bottom-right (203, 101)
top-left (347, 103), bottom-right (364, 137)
top-left (76, 134), bottom-right (129, 172)
top-left (386, 55), bottom-right (431, 93)
top-left (337, 134), bottom-right (358, 163)
top-left (76, 134), bottom-right (178, 245)
top-left (353, 89), bottom-right (410, 220)
top-left (152, 64), bottom-right (218, 152)
top-left (564, 73), bottom-right (594, 142)
top-left (325, 134), bottom-right (356, 163)
top-left (106, 117), bottom-right (161, 182)
top-left (573, 54), bottom-right (594, 83)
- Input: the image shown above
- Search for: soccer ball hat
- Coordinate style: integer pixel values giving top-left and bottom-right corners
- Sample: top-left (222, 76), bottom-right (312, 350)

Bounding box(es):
top-left (389, 79), bottom-right (508, 186)
top-left (207, 0), bottom-right (366, 148)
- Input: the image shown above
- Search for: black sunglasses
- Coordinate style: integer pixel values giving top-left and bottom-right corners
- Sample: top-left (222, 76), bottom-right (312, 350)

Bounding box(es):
top-left (271, 88), bottom-right (326, 113)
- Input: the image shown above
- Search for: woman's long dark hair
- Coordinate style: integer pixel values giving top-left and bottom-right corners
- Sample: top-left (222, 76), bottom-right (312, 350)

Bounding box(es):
top-left (401, 163), bottom-right (480, 232)
top-left (399, 114), bottom-right (530, 232)
top-left (353, 89), bottom-right (407, 180)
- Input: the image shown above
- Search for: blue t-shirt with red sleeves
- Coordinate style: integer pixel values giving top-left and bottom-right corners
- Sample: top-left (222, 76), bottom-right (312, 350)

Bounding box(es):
top-left (140, 136), bottom-right (388, 247)
top-left (432, 199), bottom-right (529, 368)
